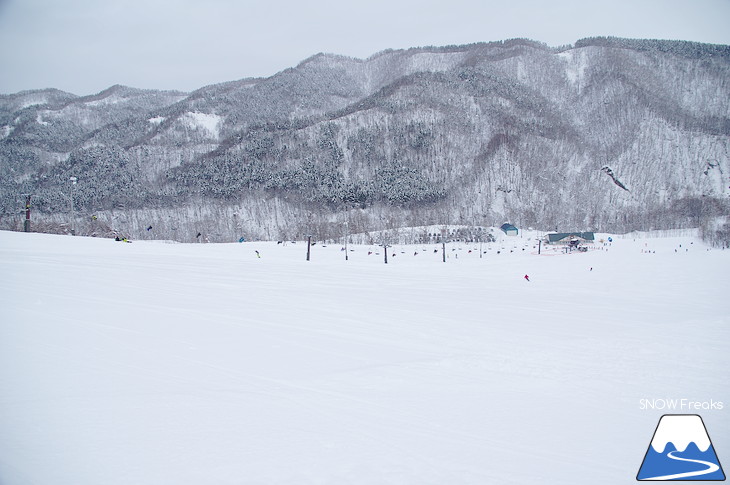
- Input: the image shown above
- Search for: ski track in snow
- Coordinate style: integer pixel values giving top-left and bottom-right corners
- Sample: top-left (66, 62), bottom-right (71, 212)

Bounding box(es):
top-left (0, 230), bottom-right (728, 485)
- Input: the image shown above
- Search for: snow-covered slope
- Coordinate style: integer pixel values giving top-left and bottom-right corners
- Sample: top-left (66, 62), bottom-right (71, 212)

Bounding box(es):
top-left (1, 229), bottom-right (728, 484)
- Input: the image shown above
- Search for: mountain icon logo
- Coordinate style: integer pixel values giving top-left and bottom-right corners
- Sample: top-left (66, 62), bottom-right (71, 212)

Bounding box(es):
top-left (637, 414), bottom-right (726, 481)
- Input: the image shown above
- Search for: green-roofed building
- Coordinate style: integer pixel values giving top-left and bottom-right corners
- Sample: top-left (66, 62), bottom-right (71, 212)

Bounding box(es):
top-left (500, 223), bottom-right (519, 236)
top-left (546, 232), bottom-right (595, 245)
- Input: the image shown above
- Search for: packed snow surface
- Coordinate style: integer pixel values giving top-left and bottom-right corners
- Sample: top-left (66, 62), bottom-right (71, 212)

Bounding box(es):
top-left (1, 229), bottom-right (728, 484)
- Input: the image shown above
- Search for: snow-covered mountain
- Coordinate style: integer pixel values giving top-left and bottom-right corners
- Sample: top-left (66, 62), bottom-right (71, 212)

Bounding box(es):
top-left (1, 37), bottom-right (729, 242)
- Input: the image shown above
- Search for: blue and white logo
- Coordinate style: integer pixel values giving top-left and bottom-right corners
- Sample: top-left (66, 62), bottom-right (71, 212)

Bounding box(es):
top-left (637, 414), bottom-right (725, 481)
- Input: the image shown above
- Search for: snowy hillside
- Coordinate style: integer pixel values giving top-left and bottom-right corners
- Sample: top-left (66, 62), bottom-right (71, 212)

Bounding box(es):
top-left (1, 38), bottom-right (729, 242)
top-left (1, 229), bottom-right (728, 484)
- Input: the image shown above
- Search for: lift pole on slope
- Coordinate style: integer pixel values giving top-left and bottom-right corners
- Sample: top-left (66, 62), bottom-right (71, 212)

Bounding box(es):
top-left (69, 176), bottom-right (77, 235)
top-left (22, 194), bottom-right (31, 232)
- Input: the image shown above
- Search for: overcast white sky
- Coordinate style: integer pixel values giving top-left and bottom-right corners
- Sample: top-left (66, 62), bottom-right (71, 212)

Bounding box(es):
top-left (1, 0), bottom-right (729, 95)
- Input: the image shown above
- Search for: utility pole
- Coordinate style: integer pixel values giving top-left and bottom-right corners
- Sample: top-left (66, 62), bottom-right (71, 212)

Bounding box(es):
top-left (306, 235), bottom-right (312, 261)
top-left (22, 194), bottom-right (31, 232)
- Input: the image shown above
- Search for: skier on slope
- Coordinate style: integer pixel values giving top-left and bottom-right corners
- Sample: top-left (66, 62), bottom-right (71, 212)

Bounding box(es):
top-left (524, 274), bottom-right (530, 282)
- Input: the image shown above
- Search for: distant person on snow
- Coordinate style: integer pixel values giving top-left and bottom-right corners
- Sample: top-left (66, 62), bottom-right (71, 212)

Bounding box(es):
top-left (255, 250), bottom-right (261, 258)
top-left (524, 274), bottom-right (530, 282)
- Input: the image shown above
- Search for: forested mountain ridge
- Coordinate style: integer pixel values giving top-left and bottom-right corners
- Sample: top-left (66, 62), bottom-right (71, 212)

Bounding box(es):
top-left (1, 37), bottom-right (728, 243)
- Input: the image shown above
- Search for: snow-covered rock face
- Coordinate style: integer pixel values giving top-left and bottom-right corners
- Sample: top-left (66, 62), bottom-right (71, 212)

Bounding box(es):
top-left (650, 415), bottom-right (712, 453)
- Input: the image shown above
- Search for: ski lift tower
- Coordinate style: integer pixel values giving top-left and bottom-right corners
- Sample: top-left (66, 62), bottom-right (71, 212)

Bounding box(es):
top-left (343, 220), bottom-right (349, 261)
top-left (21, 194), bottom-right (31, 232)
top-left (478, 226), bottom-right (483, 258)
top-left (441, 227), bottom-right (448, 262)
top-left (69, 177), bottom-right (77, 235)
